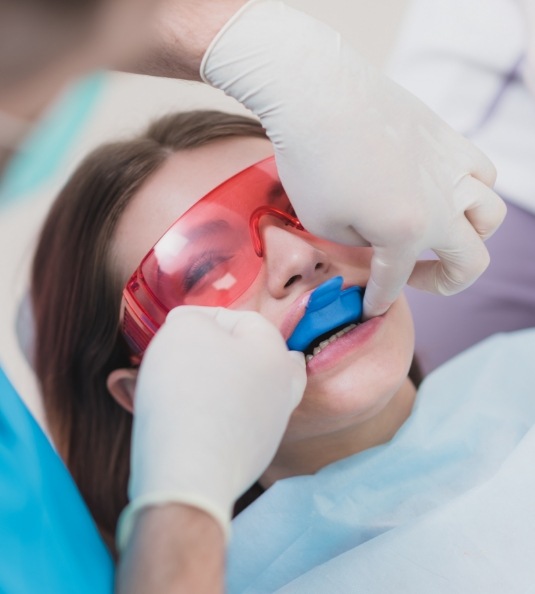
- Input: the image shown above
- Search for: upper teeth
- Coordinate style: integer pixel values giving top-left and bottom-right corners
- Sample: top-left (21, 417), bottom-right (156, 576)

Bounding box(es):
top-left (305, 323), bottom-right (357, 363)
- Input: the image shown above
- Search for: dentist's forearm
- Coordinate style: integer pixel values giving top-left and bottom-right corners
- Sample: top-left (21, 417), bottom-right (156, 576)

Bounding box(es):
top-left (124, 0), bottom-right (248, 80)
top-left (116, 504), bottom-right (225, 594)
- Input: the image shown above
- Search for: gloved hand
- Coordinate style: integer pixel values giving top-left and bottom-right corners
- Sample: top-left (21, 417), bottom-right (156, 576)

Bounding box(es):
top-left (117, 306), bottom-right (306, 550)
top-left (201, 0), bottom-right (506, 318)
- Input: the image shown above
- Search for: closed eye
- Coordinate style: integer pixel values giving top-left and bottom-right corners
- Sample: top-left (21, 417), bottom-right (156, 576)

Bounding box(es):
top-left (183, 252), bottom-right (233, 292)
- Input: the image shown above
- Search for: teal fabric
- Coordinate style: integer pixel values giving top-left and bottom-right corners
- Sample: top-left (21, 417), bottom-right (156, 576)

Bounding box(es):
top-left (0, 73), bottom-right (104, 207)
top-left (0, 367), bottom-right (114, 593)
top-left (227, 329), bottom-right (535, 593)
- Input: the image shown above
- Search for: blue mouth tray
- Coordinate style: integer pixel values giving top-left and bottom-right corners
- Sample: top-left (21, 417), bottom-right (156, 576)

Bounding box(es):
top-left (286, 276), bottom-right (364, 352)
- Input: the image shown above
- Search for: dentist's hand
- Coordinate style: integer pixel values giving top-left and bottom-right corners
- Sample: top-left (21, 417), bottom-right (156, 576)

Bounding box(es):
top-left (117, 306), bottom-right (306, 550)
top-left (201, 0), bottom-right (506, 318)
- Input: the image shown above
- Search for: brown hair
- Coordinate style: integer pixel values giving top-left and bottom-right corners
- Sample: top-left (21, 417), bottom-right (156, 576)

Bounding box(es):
top-left (31, 110), bottom-right (267, 553)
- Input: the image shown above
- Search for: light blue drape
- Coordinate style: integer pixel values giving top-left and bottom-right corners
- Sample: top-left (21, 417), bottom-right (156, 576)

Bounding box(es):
top-left (228, 329), bottom-right (535, 593)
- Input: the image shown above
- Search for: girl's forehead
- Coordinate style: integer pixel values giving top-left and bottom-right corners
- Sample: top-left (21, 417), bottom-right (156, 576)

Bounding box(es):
top-left (112, 136), bottom-right (274, 284)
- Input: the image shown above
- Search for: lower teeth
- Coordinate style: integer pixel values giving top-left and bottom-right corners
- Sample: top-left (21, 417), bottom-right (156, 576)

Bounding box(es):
top-left (305, 323), bottom-right (358, 363)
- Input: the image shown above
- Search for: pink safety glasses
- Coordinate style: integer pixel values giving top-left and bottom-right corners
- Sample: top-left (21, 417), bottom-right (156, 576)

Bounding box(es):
top-left (121, 156), bottom-right (305, 362)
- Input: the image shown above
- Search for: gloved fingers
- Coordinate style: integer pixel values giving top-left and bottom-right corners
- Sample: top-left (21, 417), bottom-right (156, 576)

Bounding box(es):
top-left (164, 305), bottom-right (306, 405)
top-left (296, 215), bottom-right (371, 248)
top-left (218, 310), bottom-right (307, 407)
top-left (165, 304), bottom-right (225, 324)
top-left (408, 224), bottom-right (490, 295)
top-left (362, 246), bottom-right (417, 319)
top-left (164, 305), bottom-right (264, 340)
top-left (209, 308), bottom-right (307, 406)
top-left (155, 306), bottom-right (234, 356)
top-left (288, 350), bottom-right (306, 367)
top-left (167, 304), bottom-right (282, 342)
top-left (455, 174), bottom-right (507, 240)
top-left (285, 351), bottom-right (307, 407)
top-left (212, 307), bottom-right (280, 339)
top-left (462, 144), bottom-right (497, 187)
top-left (449, 128), bottom-right (497, 187)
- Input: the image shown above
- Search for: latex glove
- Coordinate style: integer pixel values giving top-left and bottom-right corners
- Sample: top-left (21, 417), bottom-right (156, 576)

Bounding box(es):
top-left (117, 306), bottom-right (306, 550)
top-left (201, 0), bottom-right (506, 318)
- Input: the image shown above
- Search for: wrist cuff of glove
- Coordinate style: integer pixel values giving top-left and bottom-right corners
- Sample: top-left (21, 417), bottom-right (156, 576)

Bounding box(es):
top-left (200, 0), bottom-right (264, 84)
top-left (116, 491), bottom-right (231, 552)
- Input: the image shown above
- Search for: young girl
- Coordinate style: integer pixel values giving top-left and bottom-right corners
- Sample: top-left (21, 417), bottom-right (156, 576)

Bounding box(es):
top-left (31, 110), bottom-right (535, 592)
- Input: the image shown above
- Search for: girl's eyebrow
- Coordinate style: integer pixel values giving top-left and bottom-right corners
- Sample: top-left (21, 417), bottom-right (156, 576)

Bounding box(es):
top-left (184, 219), bottom-right (232, 241)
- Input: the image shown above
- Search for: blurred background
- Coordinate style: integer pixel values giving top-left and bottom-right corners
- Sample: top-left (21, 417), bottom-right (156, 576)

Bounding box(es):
top-left (0, 0), bottom-right (409, 422)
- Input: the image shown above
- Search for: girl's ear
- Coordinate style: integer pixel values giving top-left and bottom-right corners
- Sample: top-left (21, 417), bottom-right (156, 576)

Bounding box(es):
top-left (106, 368), bottom-right (139, 414)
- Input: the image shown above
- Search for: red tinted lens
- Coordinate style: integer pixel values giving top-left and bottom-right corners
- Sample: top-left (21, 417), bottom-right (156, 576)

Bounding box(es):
top-left (122, 156), bottom-right (294, 359)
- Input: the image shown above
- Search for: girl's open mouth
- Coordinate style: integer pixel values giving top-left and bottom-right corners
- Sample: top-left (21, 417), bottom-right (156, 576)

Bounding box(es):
top-left (286, 276), bottom-right (365, 361)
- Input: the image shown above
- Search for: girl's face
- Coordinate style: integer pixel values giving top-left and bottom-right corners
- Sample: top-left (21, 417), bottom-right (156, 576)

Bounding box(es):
top-left (113, 136), bottom-right (415, 444)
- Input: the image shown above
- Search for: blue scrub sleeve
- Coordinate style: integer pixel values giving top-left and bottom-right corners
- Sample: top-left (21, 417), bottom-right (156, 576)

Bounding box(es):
top-left (0, 73), bottom-right (104, 208)
top-left (0, 367), bottom-right (114, 593)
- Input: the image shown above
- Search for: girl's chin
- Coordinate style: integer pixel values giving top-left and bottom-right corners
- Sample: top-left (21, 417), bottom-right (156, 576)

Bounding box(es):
top-left (302, 353), bottom-right (414, 421)
top-left (301, 382), bottom-right (387, 421)
top-left (290, 375), bottom-right (413, 444)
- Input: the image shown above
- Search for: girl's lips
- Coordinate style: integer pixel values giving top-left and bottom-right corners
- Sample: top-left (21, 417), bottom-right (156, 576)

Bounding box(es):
top-left (280, 288), bottom-right (319, 342)
top-left (305, 313), bottom-right (385, 375)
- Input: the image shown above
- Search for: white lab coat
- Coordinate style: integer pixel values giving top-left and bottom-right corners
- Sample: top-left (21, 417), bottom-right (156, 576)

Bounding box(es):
top-left (387, 0), bottom-right (535, 215)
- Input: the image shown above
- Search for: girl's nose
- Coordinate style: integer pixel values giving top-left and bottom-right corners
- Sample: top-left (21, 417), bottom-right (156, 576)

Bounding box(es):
top-left (260, 221), bottom-right (331, 298)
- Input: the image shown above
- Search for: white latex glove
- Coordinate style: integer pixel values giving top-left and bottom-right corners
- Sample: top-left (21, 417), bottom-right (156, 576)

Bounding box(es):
top-left (117, 306), bottom-right (306, 550)
top-left (201, 0), bottom-right (506, 318)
